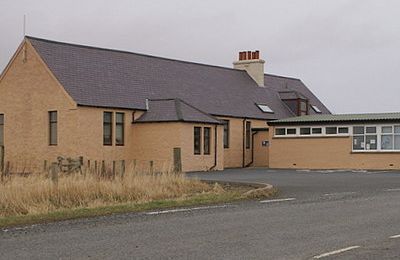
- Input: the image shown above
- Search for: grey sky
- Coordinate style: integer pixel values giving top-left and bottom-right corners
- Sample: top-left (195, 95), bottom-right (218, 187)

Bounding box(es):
top-left (1, 0), bottom-right (400, 113)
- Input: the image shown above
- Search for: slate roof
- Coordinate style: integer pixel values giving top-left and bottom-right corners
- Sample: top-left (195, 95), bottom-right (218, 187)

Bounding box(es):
top-left (269, 112), bottom-right (400, 125)
top-left (135, 99), bottom-right (221, 124)
top-left (27, 36), bottom-right (331, 121)
top-left (278, 90), bottom-right (307, 100)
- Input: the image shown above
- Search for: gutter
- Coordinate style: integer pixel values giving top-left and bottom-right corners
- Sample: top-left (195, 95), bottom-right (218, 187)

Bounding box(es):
top-left (242, 118), bottom-right (246, 168)
top-left (245, 131), bottom-right (258, 167)
top-left (209, 125), bottom-right (218, 171)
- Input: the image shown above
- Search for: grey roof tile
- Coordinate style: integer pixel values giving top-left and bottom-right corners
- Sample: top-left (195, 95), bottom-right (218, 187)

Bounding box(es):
top-left (27, 36), bottom-right (331, 120)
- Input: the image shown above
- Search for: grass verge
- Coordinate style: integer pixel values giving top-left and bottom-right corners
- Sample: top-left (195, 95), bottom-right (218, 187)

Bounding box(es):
top-left (0, 184), bottom-right (276, 229)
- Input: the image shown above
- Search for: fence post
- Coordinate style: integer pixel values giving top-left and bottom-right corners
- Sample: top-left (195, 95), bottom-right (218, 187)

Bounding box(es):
top-left (50, 162), bottom-right (59, 186)
top-left (149, 160), bottom-right (154, 175)
top-left (4, 161), bottom-right (9, 176)
top-left (121, 160), bottom-right (125, 178)
top-left (112, 161), bottom-right (116, 177)
top-left (173, 147), bottom-right (182, 173)
top-left (95, 161), bottom-right (98, 175)
top-left (0, 145), bottom-right (4, 174)
top-left (43, 160), bottom-right (48, 172)
top-left (101, 160), bottom-right (106, 177)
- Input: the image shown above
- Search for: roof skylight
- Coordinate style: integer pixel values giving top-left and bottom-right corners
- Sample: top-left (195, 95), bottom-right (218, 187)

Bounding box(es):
top-left (256, 104), bottom-right (274, 113)
top-left (311, 105), bottom-right (322, 113)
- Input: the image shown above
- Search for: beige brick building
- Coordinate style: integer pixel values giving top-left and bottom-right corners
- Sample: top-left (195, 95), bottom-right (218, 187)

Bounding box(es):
top-left (0, 37), bottom-right (332, 172)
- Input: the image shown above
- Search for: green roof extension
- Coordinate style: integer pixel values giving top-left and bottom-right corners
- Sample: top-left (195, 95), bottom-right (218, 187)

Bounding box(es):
top-left (269, 112), bottom-right (400, 125)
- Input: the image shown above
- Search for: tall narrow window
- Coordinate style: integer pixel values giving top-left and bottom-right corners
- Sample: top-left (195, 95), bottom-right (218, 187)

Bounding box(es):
top-left (0, 114), bottom-right (4, 146)
top-left (194, 127), bottom-right (201, 155)
top-left (222, 120), bottom-right (229, 148)
top-left (204, 127), bottom-right (211, 155)
top-left (246, 121), bottom-right (251, 149)
top-left (116, 112), bottom-right (125, 146)
top-left (103, 112), bottom-right (113, 146)
top-left (49, 111), bottom-right (57, 145)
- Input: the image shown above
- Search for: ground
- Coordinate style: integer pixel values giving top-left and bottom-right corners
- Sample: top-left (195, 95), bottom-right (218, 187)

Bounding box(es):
top-left (1, 168), bottom-right (400, 259)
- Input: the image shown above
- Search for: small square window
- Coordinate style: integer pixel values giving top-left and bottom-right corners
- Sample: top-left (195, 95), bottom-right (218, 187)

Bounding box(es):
top-left (338, 127), bottom-right (349, 134)
top-left (366, 126), bottom-right (376, 134)
top-left (275, 128), bottom-right (286, 136)
top-left (312, 128), bottom-right (322, 134)
top-left (382, 126), bottom-right (393, 134)
top-left (287, 128), bottom-right (296, 135)
top-left (326, 127), bottom-right (337, 135)
top-left (300, 127), bottom-right (311, 135)
top-left (353, 126), bottom-right (364, 135)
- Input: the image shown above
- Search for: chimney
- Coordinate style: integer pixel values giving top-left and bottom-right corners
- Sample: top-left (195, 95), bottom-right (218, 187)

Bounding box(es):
top-left (233, 50), bottom-right (265, 87)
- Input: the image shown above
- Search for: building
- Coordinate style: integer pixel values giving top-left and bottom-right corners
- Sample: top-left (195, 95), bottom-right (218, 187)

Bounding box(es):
top-left (0, 36), bottom-right (330, 172)
top-left (269, 113), bottom-right (400, 170)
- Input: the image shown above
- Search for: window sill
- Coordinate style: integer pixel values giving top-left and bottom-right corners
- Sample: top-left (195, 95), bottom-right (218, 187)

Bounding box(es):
top-left (351, 150), bottom-right (400, 154)
top-left (273, 135), bottom-right (350, 139)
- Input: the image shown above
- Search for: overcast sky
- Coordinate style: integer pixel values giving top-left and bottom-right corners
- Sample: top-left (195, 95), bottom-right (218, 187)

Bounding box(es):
top-left (1, 0), bottom-right (400, 114)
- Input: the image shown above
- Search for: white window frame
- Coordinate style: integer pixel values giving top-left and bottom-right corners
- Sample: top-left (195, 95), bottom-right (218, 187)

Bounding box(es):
top-left (273, 125), bottom-right (351, 138)
top-left (351, 124), bottom-right (400, 152)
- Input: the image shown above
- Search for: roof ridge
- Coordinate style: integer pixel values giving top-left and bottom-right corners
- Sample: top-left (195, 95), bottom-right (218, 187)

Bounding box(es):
top-left (26, 36), bottom-right (248, 74)
top-left (178, 99), bottom-right (220, 122)
top-left (27, 36), bottom-right (305, 81)
top-left (264, 73), bottom-right (301, 81)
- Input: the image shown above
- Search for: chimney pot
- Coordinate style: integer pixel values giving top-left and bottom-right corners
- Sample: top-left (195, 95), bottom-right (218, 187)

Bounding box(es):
top-left (255, 50), bottom-right (260, 59)
top-left (247, 51), bottom-right (252, 60)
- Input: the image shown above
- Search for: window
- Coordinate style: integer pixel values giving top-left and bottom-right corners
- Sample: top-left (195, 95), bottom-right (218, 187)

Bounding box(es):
top-left (311, 105), bottom-right (322, 113)
top-left (103, 112), bottom-right (113, 145)
top-left (381, 126), bottom-right (400, 150)
top-left (204, 127), bottom-right (211, 155)
top-left (194, 127), bottom-right (201, 155)
top-left (246, 121), bottom-right (251, 149)
top-left (0, 114), bottom-right (3, 146)
top-left (275, 128), bottom-right (286, 136)
top-left (312, 127), bottom-right (322, 134)
top-left (49, 111), bottom-right (57, 145)
top-left (256, 104), bottom-right (274, 113)
top-left (222, 120), bottom-right (230, 148)
top-left (395, 126), bottom-right (400, 150)
top-left (287, 128), bottom-right (297, 135)
top-left (300, 127), bottom-right (311, 135)
top-left (365, 126), bottom-right (377, 150)
top-left (338, 127), bottom-right (349, 134)
top-left (326, 127), bottom-right (337, 135)
top-left (353, 126), bottom-right (377, 151)
top-left (115, 113), bottom-right (125, 146)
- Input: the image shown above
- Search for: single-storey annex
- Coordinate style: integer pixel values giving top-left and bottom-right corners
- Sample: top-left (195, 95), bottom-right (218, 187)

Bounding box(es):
top-left (269, 113), bottom-right (400, 170)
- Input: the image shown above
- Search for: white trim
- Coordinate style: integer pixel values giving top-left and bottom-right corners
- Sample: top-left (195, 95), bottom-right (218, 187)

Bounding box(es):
top-left (273, 125), bottom-right (351, 138)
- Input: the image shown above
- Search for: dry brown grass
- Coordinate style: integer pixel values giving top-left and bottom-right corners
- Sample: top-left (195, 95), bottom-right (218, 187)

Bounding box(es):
top-left (0, 168), bottom-right (214, 217)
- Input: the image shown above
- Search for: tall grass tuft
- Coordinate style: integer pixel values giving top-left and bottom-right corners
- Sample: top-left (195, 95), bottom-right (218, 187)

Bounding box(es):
top-left (0, 168), bottom-right (212, 217)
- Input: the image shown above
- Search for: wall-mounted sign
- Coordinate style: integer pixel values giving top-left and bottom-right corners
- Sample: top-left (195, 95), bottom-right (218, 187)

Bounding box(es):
top-left (262, 140), bottom-right (269, 147)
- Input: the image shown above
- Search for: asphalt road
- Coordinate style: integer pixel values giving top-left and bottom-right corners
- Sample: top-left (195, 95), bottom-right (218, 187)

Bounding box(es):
top-left (1, 168), bottom-right (400, 259)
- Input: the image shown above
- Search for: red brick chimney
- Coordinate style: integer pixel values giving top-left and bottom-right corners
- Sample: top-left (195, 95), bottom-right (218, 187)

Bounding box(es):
top-left (233, 50), bottom-right (265, 87)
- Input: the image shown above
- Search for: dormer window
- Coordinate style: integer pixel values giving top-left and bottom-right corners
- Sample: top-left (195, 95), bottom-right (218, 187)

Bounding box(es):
top-left (256, 104), bottom-right (274, 113)
top-left (279, 91), bottom-right (309, 116)
top-left (299, 99), bottom-right (308, 116)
